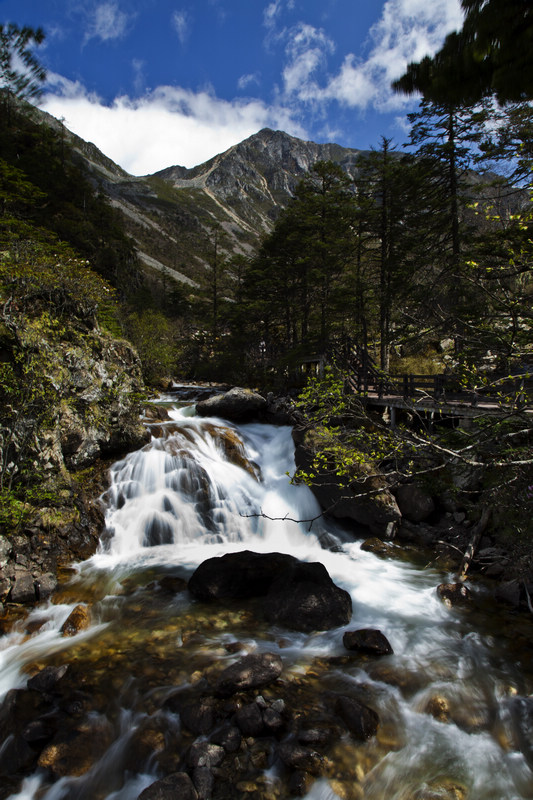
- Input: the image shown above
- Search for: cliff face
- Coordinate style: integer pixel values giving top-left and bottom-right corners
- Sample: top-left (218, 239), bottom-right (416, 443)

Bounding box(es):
top-left (0, 311), bottom-right (149, 611)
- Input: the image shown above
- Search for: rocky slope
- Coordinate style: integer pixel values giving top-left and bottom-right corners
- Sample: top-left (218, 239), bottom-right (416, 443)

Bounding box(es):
top-left (34, 106), bottom-right (366, 290)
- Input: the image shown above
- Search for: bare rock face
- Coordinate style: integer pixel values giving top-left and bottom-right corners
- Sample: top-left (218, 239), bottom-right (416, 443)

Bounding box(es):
top-left (195, 387), bottom-right (267, 422)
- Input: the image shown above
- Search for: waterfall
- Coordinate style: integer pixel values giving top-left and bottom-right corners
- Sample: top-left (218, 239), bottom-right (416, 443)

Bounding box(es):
top-left (1, 400), bottom-right (533, 800)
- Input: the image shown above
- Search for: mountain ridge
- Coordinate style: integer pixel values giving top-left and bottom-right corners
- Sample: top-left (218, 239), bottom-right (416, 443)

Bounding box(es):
top-left (56, 120), bottom-right (369, 288)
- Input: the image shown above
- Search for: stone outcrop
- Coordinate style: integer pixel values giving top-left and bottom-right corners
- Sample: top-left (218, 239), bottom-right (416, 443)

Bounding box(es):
top-left (294, 428), bottom-right (401, 538)
top-left (0, 317), bottom-right (149, 610)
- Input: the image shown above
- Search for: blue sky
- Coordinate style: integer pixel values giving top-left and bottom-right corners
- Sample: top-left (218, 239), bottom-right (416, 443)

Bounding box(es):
top-left (1, 0), bottom-right (463, 175)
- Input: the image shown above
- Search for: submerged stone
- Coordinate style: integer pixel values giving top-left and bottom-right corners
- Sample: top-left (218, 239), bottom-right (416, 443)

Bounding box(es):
top-left (343, 629), bottom-right (393, 656)
top-left (215, 652), bottom-right (283, 696)
top-left (137, 772), bottom-right (198, 800)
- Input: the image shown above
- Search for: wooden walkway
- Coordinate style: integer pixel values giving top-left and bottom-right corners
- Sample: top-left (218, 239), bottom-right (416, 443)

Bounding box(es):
top-left (309, 339), bottom-right (533, 424)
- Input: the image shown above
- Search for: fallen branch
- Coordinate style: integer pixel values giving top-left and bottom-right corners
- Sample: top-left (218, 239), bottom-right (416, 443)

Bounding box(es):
top-left (459, 506), bottom-right (492, 580)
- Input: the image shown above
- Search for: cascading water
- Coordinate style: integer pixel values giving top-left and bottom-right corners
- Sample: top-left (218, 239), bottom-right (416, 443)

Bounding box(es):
top-left (1, 398), bottom-right (533, 800)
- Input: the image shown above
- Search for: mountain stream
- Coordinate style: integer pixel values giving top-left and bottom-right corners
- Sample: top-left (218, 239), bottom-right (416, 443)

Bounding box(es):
top-left (1, 396), bottom-right (533, 800)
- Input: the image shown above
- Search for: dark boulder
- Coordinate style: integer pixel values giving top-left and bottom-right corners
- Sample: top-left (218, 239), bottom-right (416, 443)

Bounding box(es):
top-left (195, 387), bottom-right (267, 421)
top-left (277, 742), bottom-right (326, 775)
top-left (263, 560), bottom-right (352, 633)
top-left (179, 696), bottom-right (219, 735)
top-left (137, 773), bottom-right (198, 800)
top-left (188, 550), bottom-right (295, 601)
top-left (189, 551), bottom-right (352, 633)
top-left (235, 701), bottom-right (265, 736)
top-left (343, 629), bottom-right (393, 656)
top-left (27, 664), bottom-right (69, 694)
top-left (187, 741), bottom-right (225, 769)
top-left (9, 572), bottom-right (37, 604)
top-left (395, 483), bottom-right (435, 523)
top-left (437, 583), bottom-right (471, 608)
top-left (215, 652), bottom-right (283, 697)
top-left (335, 695), bottom-right (379, 740)
top-left (210, 724), bottom-right (241, 753)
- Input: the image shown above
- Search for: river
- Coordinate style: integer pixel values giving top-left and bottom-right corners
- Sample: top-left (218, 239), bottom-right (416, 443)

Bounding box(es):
top-left (1, 397), bottom-right (533, 800)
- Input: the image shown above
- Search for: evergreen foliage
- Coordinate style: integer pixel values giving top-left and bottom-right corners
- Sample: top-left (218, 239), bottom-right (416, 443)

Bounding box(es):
top-left (392, 0), bottom-right (533, 105)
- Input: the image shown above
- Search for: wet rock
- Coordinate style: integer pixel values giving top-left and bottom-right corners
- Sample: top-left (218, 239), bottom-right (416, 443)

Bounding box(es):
top-left (263, 560), bottom-right (352, 632)
top-left (138, 773), bottom-right (198, 800)
top-left (124, 721), bottom-right (167, 771)
top-left (395, 483), bottom-right (435, 523)
top-left (262, 706), bottom-right (285, 734)
top-left (297, 726), bottom-right (334, 747)
top-left (192, 765), bottom-right (214, 800)
top-left (235, 701), bottom-right (265, 736)
top-left (436, 583), bottom-right (471, 608)
top-left (210, 724), bottom-right (242, 753)
top-left (335, 695), bottom-right (380, 740)
top-left (215, 652), bottom-right (283, 697)
top-left (0, 576), bottom-right (10, 603)
top-left (190, 551), bottom-right (352, 632)
top-left (143, 515), bottom-right (174, 547)
top-left (494, 579), bottom-right (521, 608)
top-left (187, 741), bottom-right (225, 769)
top-left (360, 538), bottom-right (398, 557)
top-left (277, 742), bottom-right (326, 775)
top-left (22, 718), bottom-right (57, 744)
top-left (203, 424), bottom-right (259, 478)
top-left (424, 695), bottom-right (451, 722)
top-left (37, 716), bottom-right (114, 776)
top-left (34, 572), bottom-right (58, 600)
top-left (195, 387), bottom-right (267, 422)
top-left (188, 550), bottom-right (296, 601)
top-left (144, 405), bottom-right (172, 422)
top-left (60, 604), bottom-right (91, 636)
top-left (27, 664), bottom-right (69, 694)
top-left (9, 572), bottom-right (37, 604)
top-left (179, 696), bottom-right (219, 735)
top-left (288, 770), bottom-right (315, 796)
top-left (507, 696), bottom-right (533, 770)
top-left (0, 733), bottom-right (37, 776)
top-left (343, 629), bottom-right (393, 656)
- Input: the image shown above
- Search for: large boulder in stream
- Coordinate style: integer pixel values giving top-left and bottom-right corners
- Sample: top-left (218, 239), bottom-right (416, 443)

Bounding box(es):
top-left (188, 550), bottom-right (352, 632)
top-left (195, 387), bottom-right (267, 421)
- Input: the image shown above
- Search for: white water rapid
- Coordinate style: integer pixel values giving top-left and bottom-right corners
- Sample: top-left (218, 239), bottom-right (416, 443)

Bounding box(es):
top-left (1, 398), bottom-right (533, 800)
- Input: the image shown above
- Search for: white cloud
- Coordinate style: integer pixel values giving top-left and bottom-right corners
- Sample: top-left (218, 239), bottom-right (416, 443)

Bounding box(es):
top-left (238, 73), bottom-right (261, 91)
top-left (83, 2), bottom-right (132, 44)
top-left (280, 0), bottom-right (463, 112)
top-left (263, 0), bottom-right (295, 30)
top-left (282, 23), bottom-right (335, 102)
top-left (172, 10), bottom-right (190, 45)
top-left (39, 75), bottom-right (306, 175)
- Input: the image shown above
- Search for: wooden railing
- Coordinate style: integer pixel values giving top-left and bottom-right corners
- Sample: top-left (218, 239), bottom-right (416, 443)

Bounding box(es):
top-left (328, 337), bottom-right (533, 408)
